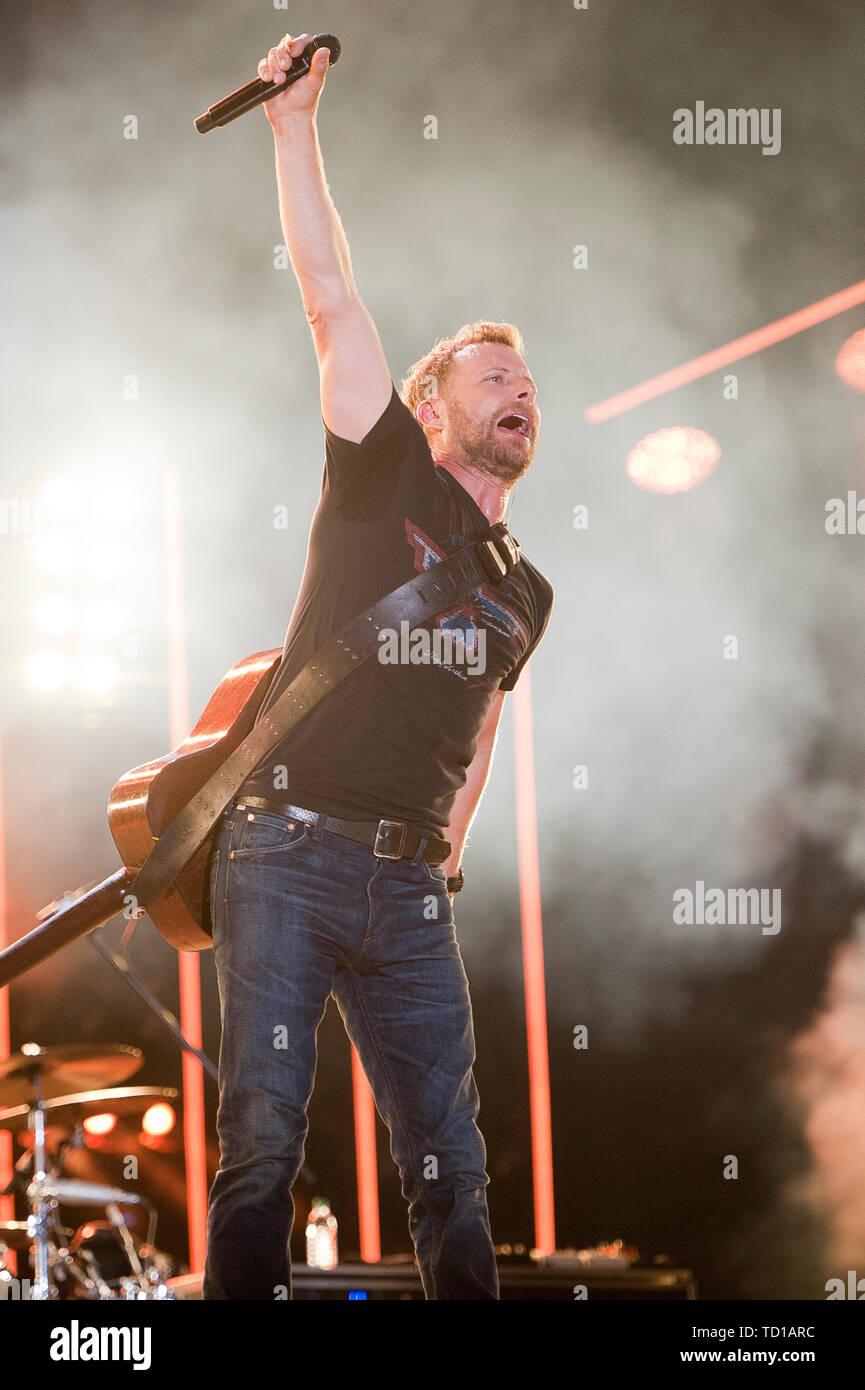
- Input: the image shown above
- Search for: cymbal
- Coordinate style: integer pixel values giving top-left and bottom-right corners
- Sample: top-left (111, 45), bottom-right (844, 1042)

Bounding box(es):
top-left (0, 1045), bottom-right (143, 1107)
top-left (0, 1086), bottom-right (178, 1138)
top-left (0, 1220), bottom-right (75, 1252)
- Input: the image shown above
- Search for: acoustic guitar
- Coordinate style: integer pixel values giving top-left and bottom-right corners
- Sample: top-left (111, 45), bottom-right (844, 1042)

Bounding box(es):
top-left (0, 648), bottom-right (283, 987)
top-left (0, 522), bottom-right (522, 988)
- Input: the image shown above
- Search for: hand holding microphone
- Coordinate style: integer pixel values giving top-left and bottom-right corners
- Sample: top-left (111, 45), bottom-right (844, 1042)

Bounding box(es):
top-left (194, 32), bottom-right (340, 133)
top-left (258, 32), bottom-right (332, 125)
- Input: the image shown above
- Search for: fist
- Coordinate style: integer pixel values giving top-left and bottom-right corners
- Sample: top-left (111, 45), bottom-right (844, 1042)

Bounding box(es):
top-left (258, 32), bottom-right (330, 123)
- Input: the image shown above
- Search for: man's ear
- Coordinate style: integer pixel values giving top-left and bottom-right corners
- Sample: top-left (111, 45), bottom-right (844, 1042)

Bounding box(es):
top-left (416, 396), bottom-right (445, 437)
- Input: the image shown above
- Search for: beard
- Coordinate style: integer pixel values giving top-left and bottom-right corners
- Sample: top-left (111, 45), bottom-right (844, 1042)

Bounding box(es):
top-left (445, 397), bottom-right (536, 483)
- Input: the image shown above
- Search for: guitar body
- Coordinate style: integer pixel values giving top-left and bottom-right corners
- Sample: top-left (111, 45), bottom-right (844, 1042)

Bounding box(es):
top-left (108, 649), bottom-right (282, 952)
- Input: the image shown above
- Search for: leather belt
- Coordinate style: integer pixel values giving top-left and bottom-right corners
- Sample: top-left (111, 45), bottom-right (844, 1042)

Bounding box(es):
top-left (233, 796), bottom-right (451, 867)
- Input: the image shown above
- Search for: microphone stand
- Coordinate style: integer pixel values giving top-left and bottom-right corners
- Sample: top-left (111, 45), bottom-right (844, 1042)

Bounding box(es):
top-left (25, 1063), bottom-right (53, 1300)
top-left (88, 928), bottom-right (217, 1082)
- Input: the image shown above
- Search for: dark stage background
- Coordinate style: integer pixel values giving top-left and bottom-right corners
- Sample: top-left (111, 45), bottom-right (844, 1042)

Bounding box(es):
top-left (2, 0), bottom-right (865, 1300)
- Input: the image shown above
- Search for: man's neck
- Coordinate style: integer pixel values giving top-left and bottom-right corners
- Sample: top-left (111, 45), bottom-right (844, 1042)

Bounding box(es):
top-left (435, 458), bottom-right (511, 524)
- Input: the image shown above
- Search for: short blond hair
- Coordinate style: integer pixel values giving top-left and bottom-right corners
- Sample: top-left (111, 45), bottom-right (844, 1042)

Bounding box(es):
top-left (400, 320), bottom-right (526, 422)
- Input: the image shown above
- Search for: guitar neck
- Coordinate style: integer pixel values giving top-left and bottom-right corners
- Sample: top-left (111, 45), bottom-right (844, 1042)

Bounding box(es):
top-left (0, 868), bottom-right (133, 988)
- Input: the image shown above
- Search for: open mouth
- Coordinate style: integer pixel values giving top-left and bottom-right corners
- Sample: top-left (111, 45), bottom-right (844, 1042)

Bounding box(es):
top-left (497, 413), bottom-right (530, 438)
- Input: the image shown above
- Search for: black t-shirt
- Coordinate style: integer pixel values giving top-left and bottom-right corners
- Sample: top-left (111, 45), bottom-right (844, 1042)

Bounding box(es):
top-left (239, 382), bottom-right (554, 840)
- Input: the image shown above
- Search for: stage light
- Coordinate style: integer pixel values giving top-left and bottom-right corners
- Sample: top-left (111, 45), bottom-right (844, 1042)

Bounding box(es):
top-left (835, 328), bottom-right (865, 393)
top-left (141, 1103), bottom-right (176, 1137)
top-left (88, 481), bottom-right (135, 529)
top-left (42, 475), bottom-right (135, 526)
top-left (34, 475), bottom-right (137, 581)
top-left (626, 427), bottom-right (721, 494)
top-left (83, 539), bottom-right (127, 581)
top-left (81, 597), bottom-right (125, 640)
top-left (586, 278), bottom-right (865, 422)
top-left (34, 594), bottom-right (76, 635)
top-left (83, 1113), bottom-right (117, 1137)
top-left (27, 650), bottom-right (69, 691)
top-left (33, 535), bottom-right (79, 577)
top-left (41, 476), bottom-right (82, 520)
top-left (76, 653), bottom-right (118, 694)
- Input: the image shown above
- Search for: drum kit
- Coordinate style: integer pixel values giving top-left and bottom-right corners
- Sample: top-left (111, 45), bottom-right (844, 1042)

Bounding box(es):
top-left (0, 1042), bottom-right (178, 1300)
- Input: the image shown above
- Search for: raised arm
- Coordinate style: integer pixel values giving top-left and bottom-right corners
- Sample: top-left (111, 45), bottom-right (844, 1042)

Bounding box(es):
top-left (259, 32), bottom-right (392, 443)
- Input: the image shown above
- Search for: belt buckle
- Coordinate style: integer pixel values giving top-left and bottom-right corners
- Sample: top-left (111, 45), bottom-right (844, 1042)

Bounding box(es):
top-left (374, 820), bottom-right (407, 859)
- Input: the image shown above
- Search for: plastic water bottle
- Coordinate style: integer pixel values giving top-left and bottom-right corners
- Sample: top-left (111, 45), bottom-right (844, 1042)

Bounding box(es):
top-left (305, 1197), bottom-right (338, 1269)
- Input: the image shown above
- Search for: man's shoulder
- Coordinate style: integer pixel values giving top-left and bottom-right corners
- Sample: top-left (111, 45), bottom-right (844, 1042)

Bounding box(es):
top-left (324, 381), bottom-right (425, 455)
top-left (321, 381), bottom-right (435, 510)
top-left (516, 552), bottom-right (554, 611)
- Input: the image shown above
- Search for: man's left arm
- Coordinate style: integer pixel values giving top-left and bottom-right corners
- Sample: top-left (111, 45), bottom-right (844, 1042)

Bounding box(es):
top-left (441, 690), bottom-right (507, 893)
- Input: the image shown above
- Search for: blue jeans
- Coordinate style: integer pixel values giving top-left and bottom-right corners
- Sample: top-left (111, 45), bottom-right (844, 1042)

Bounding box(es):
top-left (202, 802), bottom-right (499, 1300)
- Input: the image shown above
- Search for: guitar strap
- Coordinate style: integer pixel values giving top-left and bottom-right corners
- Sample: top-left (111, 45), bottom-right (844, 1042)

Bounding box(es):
top-left (130, 521), bottom-right (521, 913)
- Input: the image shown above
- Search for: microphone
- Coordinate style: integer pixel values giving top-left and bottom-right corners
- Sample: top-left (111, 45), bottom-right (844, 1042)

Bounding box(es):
top-left (195, 33), bottom-right (341, 133)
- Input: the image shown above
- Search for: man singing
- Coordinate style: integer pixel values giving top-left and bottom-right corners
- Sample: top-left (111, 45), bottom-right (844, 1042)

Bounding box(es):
top-left (202, 31), bottom-right (554, 1301)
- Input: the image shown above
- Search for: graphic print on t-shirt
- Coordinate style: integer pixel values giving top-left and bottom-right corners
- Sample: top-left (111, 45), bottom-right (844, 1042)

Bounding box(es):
top-left (404, 516), bottom-right (530, 683)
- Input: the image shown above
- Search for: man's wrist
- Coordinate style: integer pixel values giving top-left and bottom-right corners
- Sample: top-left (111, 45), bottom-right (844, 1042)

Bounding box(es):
top-left (271, 110), bottom-right (317, 139)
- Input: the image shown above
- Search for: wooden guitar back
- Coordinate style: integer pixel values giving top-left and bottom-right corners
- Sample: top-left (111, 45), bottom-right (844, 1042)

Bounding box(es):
top-left (108, 649), bottom-right (282, 950)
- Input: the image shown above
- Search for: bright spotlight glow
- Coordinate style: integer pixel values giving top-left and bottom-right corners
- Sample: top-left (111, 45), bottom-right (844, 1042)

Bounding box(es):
top-left (42, 476), bottom-right (135, 528)
top-left (27, 651), bottom-right (69, 691)
top-left (88, 483), bottom-right (135, 529)
top-left (76, 653), bottom-right (118, 694)
top-left (82, 597), bottom-right (125, 640)
top-left (141, 1103), bottom-right (176, 1137)
top-left (34, 535), bottom-right (80, 577)
top-left (84, 539), bottom-right (127, 581)
top-left (41, 477), bottom-right (82, 520)
top-left (34, 475), bottom-right (138, 578)
top-left (626, 427), bottom-right (721, 494)
top-left (835, 328), bottom-right (865, 393)
top-left (83, 1113), bottom-right (117, 1137)
top-left (34, 594), bottom-right (76, 635)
